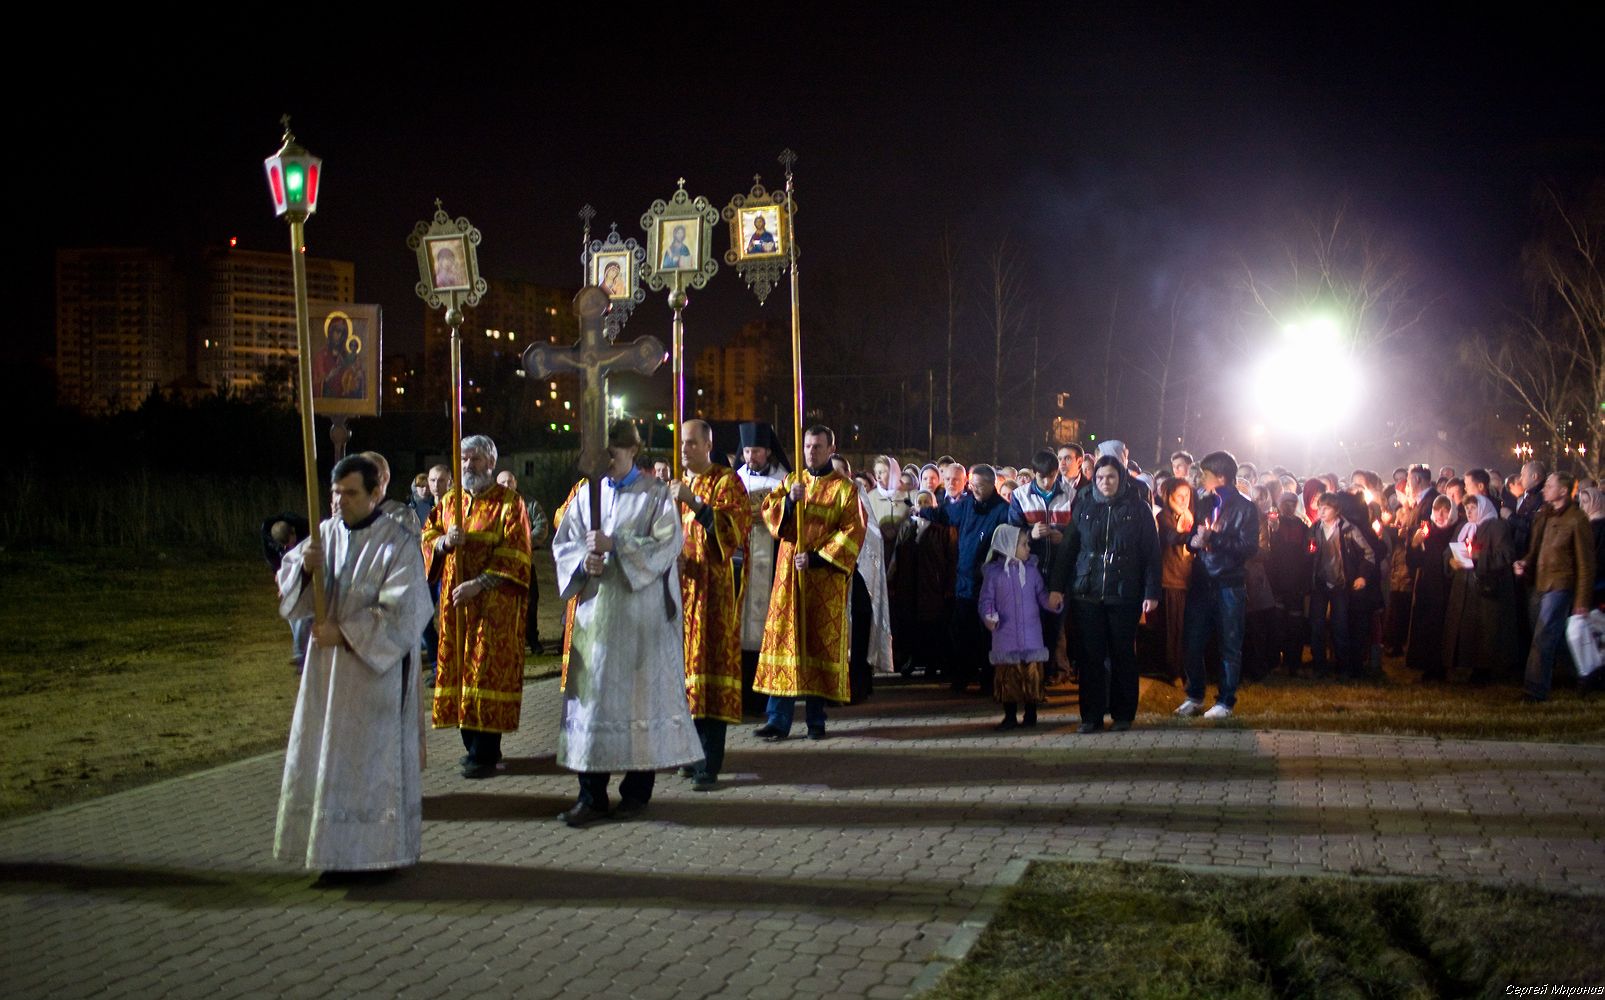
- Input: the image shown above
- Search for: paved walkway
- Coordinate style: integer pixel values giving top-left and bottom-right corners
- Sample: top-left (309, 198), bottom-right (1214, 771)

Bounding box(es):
top-left (3, 678), bottom-right (1603, 999)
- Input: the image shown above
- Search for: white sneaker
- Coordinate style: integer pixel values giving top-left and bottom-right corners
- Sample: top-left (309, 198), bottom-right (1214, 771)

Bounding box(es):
top-left (1173, 699), bottom-right (1203, 717)
top-left (1203, 704), bottom-right (1233, 720)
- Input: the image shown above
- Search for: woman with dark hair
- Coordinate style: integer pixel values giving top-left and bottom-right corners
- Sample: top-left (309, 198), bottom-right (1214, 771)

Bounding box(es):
top-left (1155, 476), bottom-right (1195, 682)
top-left (1047, 455), bottom-right (1161, 732)
top-left (1302, 478), bottom-right (1327, 526)
top-left (1405, 494), bottom-right (1457, 679)
top-left (1441, 494), bottom-right (1521, 683)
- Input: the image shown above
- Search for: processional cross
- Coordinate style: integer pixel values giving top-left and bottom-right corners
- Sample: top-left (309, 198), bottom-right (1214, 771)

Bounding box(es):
top-left (521, 286), bottom-right (666, 524)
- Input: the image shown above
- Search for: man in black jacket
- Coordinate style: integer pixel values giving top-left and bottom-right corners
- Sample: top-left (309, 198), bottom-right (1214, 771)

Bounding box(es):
top-left (1175, 450), bottom-right (1261, 720)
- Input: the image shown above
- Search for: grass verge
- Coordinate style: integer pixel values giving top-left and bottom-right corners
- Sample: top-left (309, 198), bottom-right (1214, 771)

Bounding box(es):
top-left (924, 860), bottom-right (1605, 999)
top-left (1128, 663), bottom-right (1605, 744)
top-left (0, 548), bottom-right (563, 820)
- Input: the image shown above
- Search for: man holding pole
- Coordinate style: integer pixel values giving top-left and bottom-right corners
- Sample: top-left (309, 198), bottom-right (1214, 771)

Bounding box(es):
top-left (673, 419), bottom-right (749, 788)
top-left (274, 454), bottom-right (434, 879)
top-left (753, 425), bottom-right (866, 741)
top-left (422, 434), bottom-right (532, 779)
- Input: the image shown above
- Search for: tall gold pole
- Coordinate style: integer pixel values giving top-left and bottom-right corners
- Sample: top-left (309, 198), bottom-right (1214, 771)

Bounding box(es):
top-left (289, 217), bottom-right (326, 623)
top-left (670, 285), bottom-right (687, 478)
top-left (784, 154), bottom-right (805, 625)
top-left (447, 306), bottom-right (465, 528)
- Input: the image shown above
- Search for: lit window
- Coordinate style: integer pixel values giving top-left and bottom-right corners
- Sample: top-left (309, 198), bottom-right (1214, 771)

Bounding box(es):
top-left (563, 400), bottom-right (571, 410)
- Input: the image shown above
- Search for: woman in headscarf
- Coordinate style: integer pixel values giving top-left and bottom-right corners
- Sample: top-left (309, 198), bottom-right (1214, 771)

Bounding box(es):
top-left (1441, 493), bottom-right (1521, 682)
top-left (1047, 455), bottom-right (1162, 732)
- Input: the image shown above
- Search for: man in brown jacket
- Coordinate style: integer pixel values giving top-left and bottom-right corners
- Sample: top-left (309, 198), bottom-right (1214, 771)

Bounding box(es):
top-left (1515, 472), bottom-right (1596, 702)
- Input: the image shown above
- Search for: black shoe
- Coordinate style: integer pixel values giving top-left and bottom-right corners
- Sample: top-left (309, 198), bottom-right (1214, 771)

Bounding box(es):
top-left (613, 798), bottom-right (648, 820)
top-left (691, 773), bottom-right (718, 791)
top-left (558, 802), bottom-right (610, 827)
top-left (752, 723), bottom-right (785, 739)
top-left (807, 728), bottom-right (828, 741)
top-left (313, 868), bottom-right (398, 888)
top-left (1022, 707), bottom-right (1037, 727)
top-left (994, 717), bottom-right (1018, 731)
top-left (1078, 721), bottom-right (1104, 734)
top-left (458, 754), bottom-right (472, 767)
top-left (1110, 720), bottom-right (1132, 732)
top-left (528, 640), bottom-right (545, 655)
top-left (677, 765), bottom-right (696, 778)
top-left (461, 761), bottom-right (497, 779)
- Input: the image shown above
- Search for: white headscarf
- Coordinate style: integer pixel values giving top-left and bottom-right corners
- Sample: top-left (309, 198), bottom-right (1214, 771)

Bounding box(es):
top-left (986, 523), bottom-right (1027, 584)
top-left (1457, 493), bottom-right (1497, 545)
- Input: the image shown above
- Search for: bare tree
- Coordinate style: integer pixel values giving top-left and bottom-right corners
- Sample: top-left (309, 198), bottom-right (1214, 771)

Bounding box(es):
top-left (985, 239), bottom-right (1028, 459)
top-left (1464, 183), bottom-right (1604, 478)
top-left (1240, 203), bottom-right (1435, 356)
top-left (937, 227), bottom-right (961, 455)
top-left (1099, 289), bottom-right (1119, 430)
top-left (1150, 280), bottom-right (1193, 468)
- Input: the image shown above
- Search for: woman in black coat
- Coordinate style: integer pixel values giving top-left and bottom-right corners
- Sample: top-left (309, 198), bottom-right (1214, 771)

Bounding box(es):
top-left (1405, 494), bottom-right (1457, 679)
top-left (1047, 456), bottom-right (1161, 733)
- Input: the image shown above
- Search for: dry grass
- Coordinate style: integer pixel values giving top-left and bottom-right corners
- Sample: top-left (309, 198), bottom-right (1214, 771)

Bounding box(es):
top-left (924, 860), bottom-right (1605, 999)
top-left (0, 548), bottom-right (563, 820)
top-left (1127, 664), bottom-right (1605, 744)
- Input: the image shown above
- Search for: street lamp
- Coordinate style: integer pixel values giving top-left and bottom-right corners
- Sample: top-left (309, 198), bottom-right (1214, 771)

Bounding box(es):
top-left (264, 115), bottom-right (326, 623)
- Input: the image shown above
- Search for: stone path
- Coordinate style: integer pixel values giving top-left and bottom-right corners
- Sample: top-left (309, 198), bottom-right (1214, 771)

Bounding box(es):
top-left (3, 679), bottom-right (1602, 999)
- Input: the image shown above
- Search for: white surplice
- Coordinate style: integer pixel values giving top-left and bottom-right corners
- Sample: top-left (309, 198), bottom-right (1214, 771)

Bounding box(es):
top-left (552, 471), bottom-right (702, 773)
top-left (274, 509), bottom-right (434, 871)
top-left (737, 461), bottom-right (789, 651)
top-left (849, 484), bottom-right (895, 673)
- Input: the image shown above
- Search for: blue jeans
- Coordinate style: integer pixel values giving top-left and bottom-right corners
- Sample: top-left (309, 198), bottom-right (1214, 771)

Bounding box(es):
top-left (1524, 590), bottom-right (1573, 700)
top-left (1183, 583), bottom-right (1246, 708)
top-left (766, 696), bottom-right (827, 735)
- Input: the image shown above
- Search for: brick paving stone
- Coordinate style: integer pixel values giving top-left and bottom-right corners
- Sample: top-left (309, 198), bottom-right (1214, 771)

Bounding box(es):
top-left (4, 676), bottom-right (1603, 999)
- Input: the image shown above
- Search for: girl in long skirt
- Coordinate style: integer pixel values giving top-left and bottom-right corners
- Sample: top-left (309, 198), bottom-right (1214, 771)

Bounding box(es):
top-left (979, 525), bottom-right (1055, 730)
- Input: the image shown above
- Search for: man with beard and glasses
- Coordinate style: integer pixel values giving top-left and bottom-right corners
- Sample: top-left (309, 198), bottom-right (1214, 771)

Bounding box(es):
top-left (422, 435), bottom-right (532, 779)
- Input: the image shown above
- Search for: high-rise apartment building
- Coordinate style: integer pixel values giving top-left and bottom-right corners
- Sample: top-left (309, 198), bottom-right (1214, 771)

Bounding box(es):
top-left (55, 248), bottom-right (184, 414)
top-left (692, 320), bottom-right (781, 422)
top-left (196, 245), bottom-right (355, 396)
top-left (422, 278), bottom-right (575, 426)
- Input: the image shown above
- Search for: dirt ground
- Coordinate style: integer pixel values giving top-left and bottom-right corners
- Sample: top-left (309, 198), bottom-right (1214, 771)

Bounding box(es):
top-left (0, 547), bottom-right (564, 820)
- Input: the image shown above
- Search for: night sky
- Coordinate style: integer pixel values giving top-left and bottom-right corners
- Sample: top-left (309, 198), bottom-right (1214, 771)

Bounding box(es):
top-left (26, 8), bottom-right (1602, 462)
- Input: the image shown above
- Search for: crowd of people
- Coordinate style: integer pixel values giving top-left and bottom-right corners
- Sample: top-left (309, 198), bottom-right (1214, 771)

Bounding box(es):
top-left (262, 424), bottom-right (1603, 881)
top-left (854, 443), bottom-right (1601, 728)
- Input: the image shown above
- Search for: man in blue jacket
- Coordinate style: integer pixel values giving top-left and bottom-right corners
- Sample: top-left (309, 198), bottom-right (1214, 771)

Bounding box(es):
top-left (916, 463), bottom-right (1012, 693)
top-left (1175, 450), bottom-right (1261, 720)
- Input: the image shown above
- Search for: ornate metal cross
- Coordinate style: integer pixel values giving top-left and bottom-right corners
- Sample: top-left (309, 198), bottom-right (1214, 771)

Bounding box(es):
top-left (522, 286), bottom-right (666, 520)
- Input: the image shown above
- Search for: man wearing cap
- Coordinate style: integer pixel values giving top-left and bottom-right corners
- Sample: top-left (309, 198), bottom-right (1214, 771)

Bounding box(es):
top-left (736, 422), bottom-right (790, 713)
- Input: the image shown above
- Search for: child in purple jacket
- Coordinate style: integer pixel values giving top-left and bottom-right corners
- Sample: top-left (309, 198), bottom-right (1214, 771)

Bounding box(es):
top-left (980, 524), bottom-right (1055, 730)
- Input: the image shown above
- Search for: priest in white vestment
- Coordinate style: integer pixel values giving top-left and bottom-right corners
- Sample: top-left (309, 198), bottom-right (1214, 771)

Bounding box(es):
top-left (275, 454), bottom-right (435, 876)
top-left (736, 422), bottom-right (789, 712)
top-left (552, 420), bottom-right (702, 827)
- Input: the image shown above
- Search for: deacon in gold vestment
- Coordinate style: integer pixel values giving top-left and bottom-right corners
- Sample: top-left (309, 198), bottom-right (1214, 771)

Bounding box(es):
top-left (672, 420), bottom-right (750, 788)
top-left (422, 435), bottom-right (531, 779)
top-left (753, 425), bottom-right (866, 740)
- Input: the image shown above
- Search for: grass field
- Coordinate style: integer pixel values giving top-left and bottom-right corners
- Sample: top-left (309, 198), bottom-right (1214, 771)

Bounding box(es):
top-left (2, 546), bottom-right (1600, 819)
top-left (0, 548), bottom-right (563, 820)
top-left (1125, 666), bottom-right (1605, 744)
top-left (924, 860), bottom-right (1605, 999)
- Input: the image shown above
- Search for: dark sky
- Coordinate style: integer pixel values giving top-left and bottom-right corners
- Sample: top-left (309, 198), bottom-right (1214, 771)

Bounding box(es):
top-left (26, 7), bottom-right (1602, 456)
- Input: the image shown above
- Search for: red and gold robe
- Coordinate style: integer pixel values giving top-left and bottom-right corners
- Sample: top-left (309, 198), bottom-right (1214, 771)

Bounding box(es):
top-left (422, 485), bottom-right (531, 733)
top-left (753, 469), bottom-right (866, 703)
top-left (554, 479), bottom-right (583, 691)
top-left (679, 463), bottom-right (750, 723)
